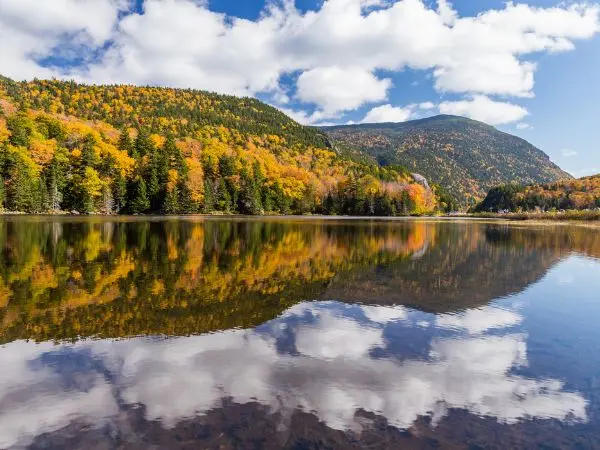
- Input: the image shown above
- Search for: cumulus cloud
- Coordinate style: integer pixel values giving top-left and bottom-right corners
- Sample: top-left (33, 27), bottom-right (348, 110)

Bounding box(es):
top-left (0, 301), bottom-right (587, 447)
top-left (0, 0), bottom-right (126, 80)
top-left (361, 104), bottom-right (414, 123)
top-left (296, 67), bottom-right (391, 114)
top-left (0, 0), bottom-right (599, 122)
top-left (439, 95), bottom-right (529, 125)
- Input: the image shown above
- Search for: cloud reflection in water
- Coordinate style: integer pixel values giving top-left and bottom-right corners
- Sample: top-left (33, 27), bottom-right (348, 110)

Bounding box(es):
top-left (0, 301), bottom-right (587, 448)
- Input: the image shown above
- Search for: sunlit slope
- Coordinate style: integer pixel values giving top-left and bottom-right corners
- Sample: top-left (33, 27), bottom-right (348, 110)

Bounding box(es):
top-left (0, 75), bottom-right (440, 215)
top-left (324, 115), bottom-right (571, 206)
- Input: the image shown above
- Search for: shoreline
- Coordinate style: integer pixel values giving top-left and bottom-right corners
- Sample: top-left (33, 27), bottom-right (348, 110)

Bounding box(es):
top-left (1, 212), bottom-right (599, 226)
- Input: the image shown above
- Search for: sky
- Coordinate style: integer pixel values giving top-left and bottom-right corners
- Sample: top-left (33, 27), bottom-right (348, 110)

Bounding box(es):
top-left (0, 0), bottom-right (598, 176)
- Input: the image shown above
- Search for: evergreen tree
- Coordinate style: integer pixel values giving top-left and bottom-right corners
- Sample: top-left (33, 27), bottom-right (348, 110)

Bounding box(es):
top-left (147, 159), bottom-right (160, 211)
top-left (163, 184), bottom-right (179, 214)
top-left (7, 160), bottom-right (34, 212)
top-left (216, 178), bottom-right (232, 212)
top-left (178, 179), bottom-right (193, 213)
top-left (134, 127), bottom-right (154, 159)
top-left (238, 169), bottom-right (263, 215)
top-left (118, 128), bottom-right (133, 156)
top-left (113, 172), bottom-right (128, 213)
top-left (0, 175), bottom-right (5, 210)
top-left (130, 178), bottom-right (150, 214)
top-left (202, 179), bottom-right (215, 213)
top-left (81, 134), bottom-right (99, 168)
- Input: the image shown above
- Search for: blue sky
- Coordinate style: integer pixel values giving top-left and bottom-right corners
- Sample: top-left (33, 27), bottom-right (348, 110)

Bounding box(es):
top-left (0, 0), bottom-right (598, 176)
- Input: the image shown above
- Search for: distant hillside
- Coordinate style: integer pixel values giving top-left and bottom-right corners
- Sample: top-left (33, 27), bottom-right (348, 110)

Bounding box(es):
top-left (0, 75), bottom-right (440, 216)
top-left (475, 175), bottom-right (600, 212)
top-left (323, 115), bottom-right (571, 206)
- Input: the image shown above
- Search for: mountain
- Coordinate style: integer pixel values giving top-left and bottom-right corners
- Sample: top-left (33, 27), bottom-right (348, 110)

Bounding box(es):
top-left (0, 76), bottom-right (440, 216)
top-left (323, 115), bottom-right (572, 206)
top-left (475, 174), bottom-right (600, 212)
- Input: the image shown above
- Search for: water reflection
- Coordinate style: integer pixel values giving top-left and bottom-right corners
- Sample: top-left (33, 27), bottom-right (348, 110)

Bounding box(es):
top-left (1, 218), bottom-right (599, 342)
top-left (1, 218), bottom-right (600, 448)
top-left (0, 300), bottom-right (588, 448)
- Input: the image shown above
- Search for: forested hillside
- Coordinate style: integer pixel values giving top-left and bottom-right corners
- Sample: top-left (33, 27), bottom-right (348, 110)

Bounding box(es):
top-left (0, 76), bottom-right (442, 216)
top-left (324, 115), bottom-right (571, 206)
top-left (475, 175), bottom-right (600, 212)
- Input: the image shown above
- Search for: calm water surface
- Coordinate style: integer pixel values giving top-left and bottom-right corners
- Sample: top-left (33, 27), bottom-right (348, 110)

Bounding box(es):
top-left (0, 217), bottom-right (599, 449)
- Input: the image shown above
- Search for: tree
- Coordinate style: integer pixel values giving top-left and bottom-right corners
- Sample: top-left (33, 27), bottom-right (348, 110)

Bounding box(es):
top-left (81, 134), bottom-right (99, 168)
top-left (203, 179), bottom-right (215, 212)
top-left (0, 175), bottom-right (5, 210)
top-left (178, 179), bottom-right (193, 213)
top-left (80, 167), bottom-right (103, 213)
top-left (216, 178), bottom-right (232, 212)
top-left (6, 159), bottom-right (35, 212)
top-left (118, 128), bottom-right (133, 155)
top-left (134, 127), bottom-right (154, 158)
top-left (6, 113), bottom-right (34, 148)
top-left (163, 184), bottom-right (179, 214)
top-left (238, 169), bottom-right (262, 215)
top-left (113, 172), bottom-right (128, 213)
top-left (130, 177), bottom-right (150, 214)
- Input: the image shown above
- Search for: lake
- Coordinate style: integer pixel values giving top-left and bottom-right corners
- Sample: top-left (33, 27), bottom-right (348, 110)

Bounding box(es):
top-left (0, 216), bottom-right (599, 449)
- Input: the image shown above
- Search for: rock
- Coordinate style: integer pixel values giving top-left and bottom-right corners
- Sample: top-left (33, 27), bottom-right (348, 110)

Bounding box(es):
top-left (412, 173), bottom-right (430, 190)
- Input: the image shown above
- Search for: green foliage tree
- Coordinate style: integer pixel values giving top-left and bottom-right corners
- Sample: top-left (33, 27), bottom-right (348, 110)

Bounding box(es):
top-left (130, 177), bottom-right (150, 214)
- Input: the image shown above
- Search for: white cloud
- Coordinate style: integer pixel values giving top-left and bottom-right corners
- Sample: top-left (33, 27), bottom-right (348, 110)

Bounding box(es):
top-left (0, 0), bottom-right (599, 120)
top-left (439, 95), bottom-right (529, 125)
top-left (561, 148), bottom-right (579, 157)
top-left (436, 306), bottom-right (523, 335)
top-left (419, 101), bottom-right (436, 110)
top-left (361, 305), bottom-right (408, 323)
top-left (361, 104), bottom-right (414, 123)
top-left (297, 67), bottom-right (391, 114)
top-left (516, 122), bottom-right (533, 130)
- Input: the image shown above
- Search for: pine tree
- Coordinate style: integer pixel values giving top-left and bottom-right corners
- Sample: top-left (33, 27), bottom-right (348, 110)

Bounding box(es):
top-left (239, 169), bottom-right (262, 215)
top-left (118, 128), bottom-right (133, 156)
top-left (163, 184), bottom-right (179, 214)
top-left (147, 159), bottom-right (160, 211)
top-left (113, 172), bottom-right (127, 213)
top-left (134, 127), bottom-right (154, 159)
top-left (202, 179), bottom-right (215, 213)
top-left (81, 134), bottom-right (99, 168)
top-left (216, 178), bottom-right (232, 212)
top-left (178, 179), bottom-right (193, 213)
top-left (0, 175), bottom-right (5, 210)
top-left (7, 160), bottom-right (34, 212)
top-left (130, 178), bottom-right (150, 214)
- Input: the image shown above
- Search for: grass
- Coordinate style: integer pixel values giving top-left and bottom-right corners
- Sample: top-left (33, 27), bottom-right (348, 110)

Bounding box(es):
top-left (470, 210), bottom-right (600, 221)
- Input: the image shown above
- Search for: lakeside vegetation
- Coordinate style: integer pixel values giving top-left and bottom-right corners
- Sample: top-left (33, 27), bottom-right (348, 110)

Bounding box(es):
top-left (474, 175), bottom-right (600, 220)
top-left (471, 210), bottom-right (600, 221)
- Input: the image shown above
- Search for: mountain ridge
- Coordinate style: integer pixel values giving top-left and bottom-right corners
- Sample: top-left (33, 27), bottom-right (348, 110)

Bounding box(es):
top-left (322, 115), bottom-right (571, 206)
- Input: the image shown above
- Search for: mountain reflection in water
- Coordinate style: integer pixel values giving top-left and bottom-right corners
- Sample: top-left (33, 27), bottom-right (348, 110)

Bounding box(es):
top-left (0, 217), bottom-right (600, 449)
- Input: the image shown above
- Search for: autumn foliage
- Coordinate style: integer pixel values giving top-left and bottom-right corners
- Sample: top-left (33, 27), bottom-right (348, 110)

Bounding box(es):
top-left (0, 75), bottom-right (439, 215)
